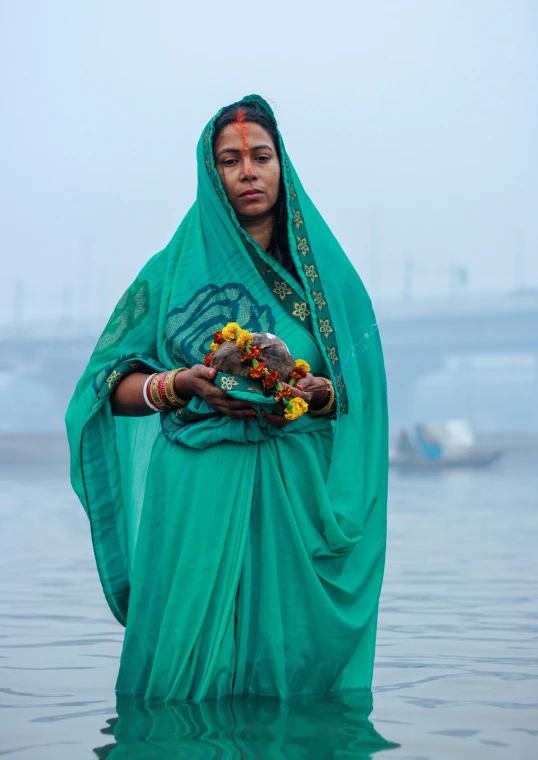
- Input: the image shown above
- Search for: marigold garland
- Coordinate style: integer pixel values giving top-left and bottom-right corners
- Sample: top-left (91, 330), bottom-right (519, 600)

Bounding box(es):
top-left (262, 370), bottom-right (280, 390)
top-left (206, 322), bottom-right (311, 420)
top-left (284, 397), bottom-right (309, 421)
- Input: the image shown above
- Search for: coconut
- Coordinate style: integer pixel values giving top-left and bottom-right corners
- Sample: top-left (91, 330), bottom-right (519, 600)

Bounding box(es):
top-left (210, 332), bottom-right (296, 381)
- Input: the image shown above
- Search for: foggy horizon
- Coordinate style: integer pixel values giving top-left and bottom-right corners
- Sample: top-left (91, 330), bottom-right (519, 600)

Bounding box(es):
top-left (1, 0), bottom-right (537, 325)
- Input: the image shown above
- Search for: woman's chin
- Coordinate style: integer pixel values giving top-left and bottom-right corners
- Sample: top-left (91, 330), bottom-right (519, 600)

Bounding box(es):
top-left (235, 202), bottom-right (274, 220)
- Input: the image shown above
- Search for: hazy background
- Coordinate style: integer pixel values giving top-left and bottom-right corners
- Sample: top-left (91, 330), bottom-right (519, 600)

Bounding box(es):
top-left (1, 6), bottom-right (538, 759)
top-left (1, 0), bottom-right (537, 318)
top-left (0, 0), bottom-right (537, 433)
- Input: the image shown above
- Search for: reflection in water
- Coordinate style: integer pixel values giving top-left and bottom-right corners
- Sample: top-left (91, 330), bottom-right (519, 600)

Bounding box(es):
top-left (93, 689), bottom-right (399, 759)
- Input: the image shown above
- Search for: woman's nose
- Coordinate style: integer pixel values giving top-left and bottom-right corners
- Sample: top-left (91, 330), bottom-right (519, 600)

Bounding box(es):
top-left (240, 156), bottom-right (255, 178)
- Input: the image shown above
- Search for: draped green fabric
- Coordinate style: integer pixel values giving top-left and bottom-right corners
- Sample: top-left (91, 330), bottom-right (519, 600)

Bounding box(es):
top-left (65, 95), bottom-right (388, 702)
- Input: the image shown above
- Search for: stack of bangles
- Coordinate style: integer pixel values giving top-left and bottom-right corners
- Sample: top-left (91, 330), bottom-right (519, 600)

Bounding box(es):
top-left (142, 368), bottom-right (190, 412)
top-left (308, 377), bottom-right (336, 416)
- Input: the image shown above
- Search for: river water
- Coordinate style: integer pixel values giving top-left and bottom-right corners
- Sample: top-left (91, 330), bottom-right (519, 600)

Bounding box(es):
top-left (1, 437), bottom-right (537, 759)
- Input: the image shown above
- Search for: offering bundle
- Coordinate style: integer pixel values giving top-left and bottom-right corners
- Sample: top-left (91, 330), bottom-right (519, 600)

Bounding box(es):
top-left (204, 323), bottom-right (311, 420)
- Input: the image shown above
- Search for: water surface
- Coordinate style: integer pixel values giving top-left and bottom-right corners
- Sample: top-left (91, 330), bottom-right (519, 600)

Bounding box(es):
top-left (0, 438), bottom-right (537, 758)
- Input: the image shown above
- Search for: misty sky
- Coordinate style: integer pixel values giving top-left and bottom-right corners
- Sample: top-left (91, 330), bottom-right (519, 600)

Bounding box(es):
top-left (1, 0), bottom-right (537, 324)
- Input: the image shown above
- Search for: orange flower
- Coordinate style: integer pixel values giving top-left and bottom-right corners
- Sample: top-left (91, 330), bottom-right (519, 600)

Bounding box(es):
top-left (262, 370), bottom-right (280, 389)
top-left (290, 366), bottom-right (308, 381)
top-left (248, 362), bottom-right (267, 379)
top-left (213, 330), bottom-right (225, 344)
top-left (203, 353), bottom-right (214, 367)
top-left (241, 345), bottom-right (262, 362)
top-left (275, 386), bottom-right (293, 402)
top-left (295, 359), bottom-right (311, 373)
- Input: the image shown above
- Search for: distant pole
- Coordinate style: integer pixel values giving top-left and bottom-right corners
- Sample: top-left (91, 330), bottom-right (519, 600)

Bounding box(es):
top-left (449, 262), bottom-right (468, 297)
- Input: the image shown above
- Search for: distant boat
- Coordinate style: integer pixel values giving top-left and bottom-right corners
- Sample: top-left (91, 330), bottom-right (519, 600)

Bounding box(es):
top-left (390, 420), bottom-right (502, 471)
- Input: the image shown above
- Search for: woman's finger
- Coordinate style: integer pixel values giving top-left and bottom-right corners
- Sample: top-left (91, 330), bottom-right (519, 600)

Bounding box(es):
top-left (262, 412), bottom-right (290, 428)
top-left (218, 398), bottom-right (255, 410)
top-left (214, 405), bottom-right (257, 419)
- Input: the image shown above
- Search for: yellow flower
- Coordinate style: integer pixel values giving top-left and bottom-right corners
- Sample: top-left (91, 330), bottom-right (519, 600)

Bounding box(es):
top-left (284, 397), bottom-right (309, 421)
top-left (210, 342), bottom-right (219, 352)
top-left (222, 322), bottom-right (241, 341)
top-left (295, 359), bottom-right (311, 373)
top-left (236, 329), bottom-right (253, 349)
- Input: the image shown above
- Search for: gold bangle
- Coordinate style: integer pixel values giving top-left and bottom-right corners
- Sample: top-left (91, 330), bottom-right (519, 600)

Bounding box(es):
top-left (164, 367), bottom-right (190, 407)
top-left (309, 378), bottom-right (335, 416)
top-left (149, 372), bottom-right (170, 410)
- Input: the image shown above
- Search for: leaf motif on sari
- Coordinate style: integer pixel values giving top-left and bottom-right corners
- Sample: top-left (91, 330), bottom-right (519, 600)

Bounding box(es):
top-left (312, 291), bottom-right (326, 311)
top-left (318, 318), bottom-right (334, 338)
top-left (296, 237), bottom-right (310, 256)
top-left (221, 376), bottom-right (239, 391)
top-left (106, 370), bottom-right (124, 390)
top-left (303, 264), bottom-right (318, 283)
top-left (94, 279), bottom-right (150, 355)
top-left (165, 283), bottom-right (275, 365)
top-left (292, 301), bottom-right (311, 322)
top-left (292, 210), bottom-right (304, 230)
top-left (273, 280), bottom-right (293, 300)
top-left (326, 346), bottom-right (339, 365)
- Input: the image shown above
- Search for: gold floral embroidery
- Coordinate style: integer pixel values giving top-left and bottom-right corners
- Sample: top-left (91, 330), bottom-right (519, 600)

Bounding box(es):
top-left (221, 376), bottom-right (239, 391)
top-left (213, 179), bottom-right (223, 200)
top-left (175, 407), bottom-right (184, 417)
top-left (205, 153), bottom-right (212, 174)
top-left (319, 318), bottom-right (334, 338)
top-left (106, 370), bottom-right (124, 390)
top-left (312, 291), bottom-right (326, 311)
top-left (326, 346), bottom-right (339, 365)
top-left (304, 264), bottom-right (318, 283)
top-left (203, 128), bottom-right (211, 146)
top-left (336, 374), bottom-right (345, 394)
top-left (273, 280), bottom-right (293, 300)
top-left (292, 301), bottom-right (311, 321)
top-left (289, 183), bottom-right (297, 201)
top-left (296, 237), bottom-right (310, 256)
top-left (292, 210), bottom-right (304, 230)
top-left (257, 260), bottom-right (271, 277)
top-left (247, 386), bottom-right (263, 395)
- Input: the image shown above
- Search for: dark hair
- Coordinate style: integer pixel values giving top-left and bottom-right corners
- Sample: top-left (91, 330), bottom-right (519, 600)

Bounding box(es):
top-left (212, 103), bottom-right (296, 279)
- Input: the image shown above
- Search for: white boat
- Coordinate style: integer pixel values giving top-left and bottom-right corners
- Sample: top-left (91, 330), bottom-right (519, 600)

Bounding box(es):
top-left (390, 419), bottom-right (502, 471)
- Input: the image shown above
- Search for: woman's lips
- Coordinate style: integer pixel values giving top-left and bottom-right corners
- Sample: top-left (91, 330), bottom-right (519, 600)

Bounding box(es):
top-left (239, 190), bottom-right (264, 200)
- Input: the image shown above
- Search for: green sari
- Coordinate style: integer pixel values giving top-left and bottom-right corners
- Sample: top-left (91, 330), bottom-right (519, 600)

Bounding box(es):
top-left (66, 95), bottom-right (388, 702)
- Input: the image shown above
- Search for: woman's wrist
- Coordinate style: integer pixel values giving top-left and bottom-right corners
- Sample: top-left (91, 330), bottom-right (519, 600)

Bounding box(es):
top-left (173, 367), bottom-right (195, 402)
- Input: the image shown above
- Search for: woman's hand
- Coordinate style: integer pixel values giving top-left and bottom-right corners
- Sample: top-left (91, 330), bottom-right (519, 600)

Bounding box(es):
top-left (293, 373), bottom-right (331, 409)
top-left (261, 374), bottom-right (330, 429)
top-left (175, 365), bottom-right (257, 420)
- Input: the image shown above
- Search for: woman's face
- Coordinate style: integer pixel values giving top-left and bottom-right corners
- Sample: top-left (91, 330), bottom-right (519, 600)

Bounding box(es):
top-left (214, 121), bottom-right (281, 220)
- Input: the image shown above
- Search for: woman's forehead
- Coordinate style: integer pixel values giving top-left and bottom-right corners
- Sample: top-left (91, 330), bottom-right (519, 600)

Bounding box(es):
top-left (215, 122), bottom-right (275, 151)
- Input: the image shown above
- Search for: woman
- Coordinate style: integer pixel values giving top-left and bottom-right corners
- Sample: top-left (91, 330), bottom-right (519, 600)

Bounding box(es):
top-left (66, 95), bottom-right (388, 702)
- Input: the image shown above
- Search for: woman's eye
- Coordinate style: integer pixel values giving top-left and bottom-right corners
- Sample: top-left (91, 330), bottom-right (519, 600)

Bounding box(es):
top-left (255, 155), bottom-right (270, 163)
top-left (222, 159), bottom-right (237, 167)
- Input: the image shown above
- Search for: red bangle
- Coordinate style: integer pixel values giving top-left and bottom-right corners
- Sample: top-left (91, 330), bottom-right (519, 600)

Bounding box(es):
top-left (157, 372), bottom-right (170, 405)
